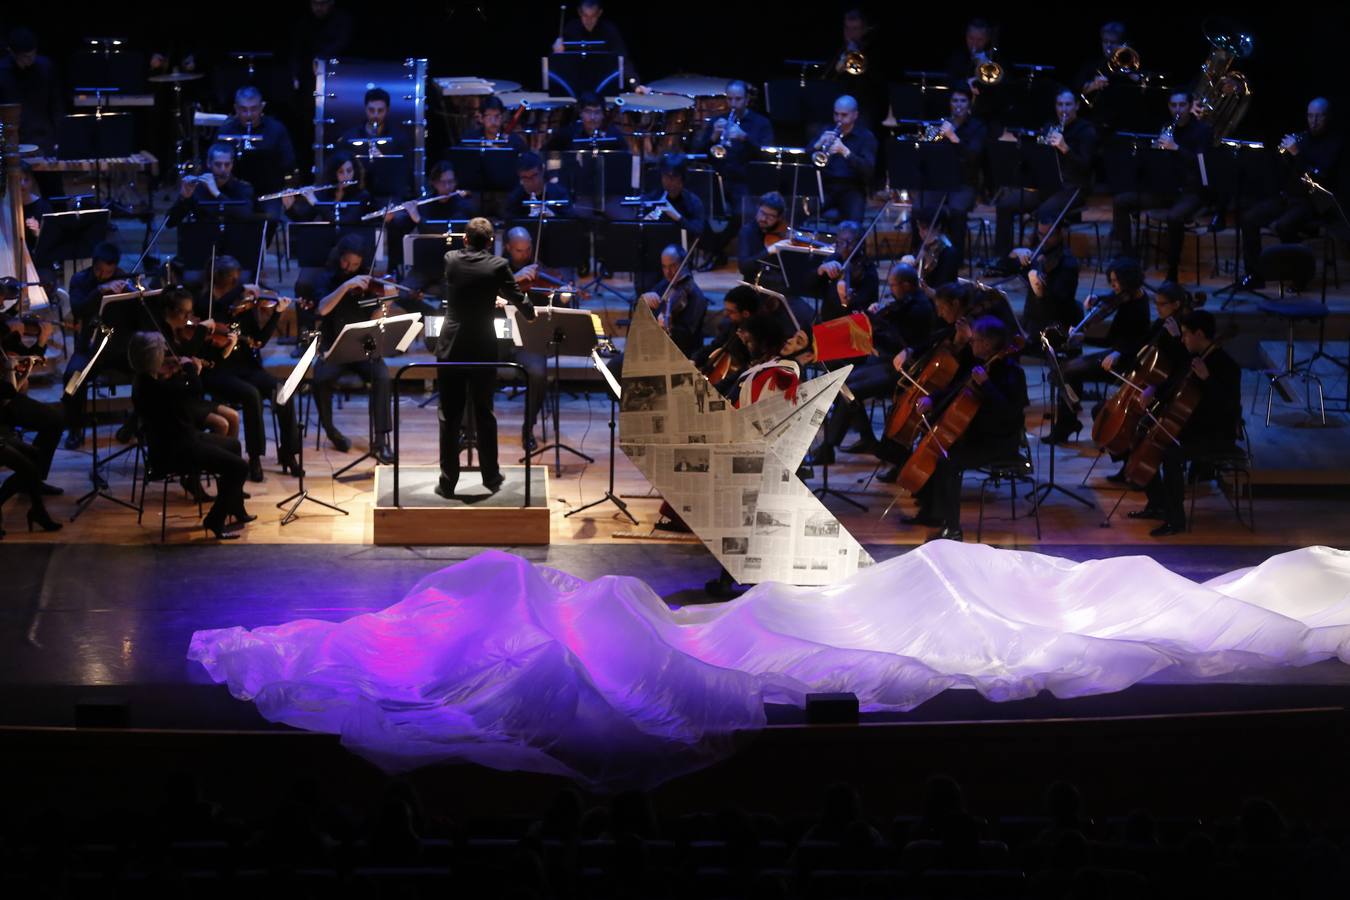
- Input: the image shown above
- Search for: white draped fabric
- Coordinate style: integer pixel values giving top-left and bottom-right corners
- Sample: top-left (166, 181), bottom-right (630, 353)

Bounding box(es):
top-left (189, 544), bottom-right (1350, 788)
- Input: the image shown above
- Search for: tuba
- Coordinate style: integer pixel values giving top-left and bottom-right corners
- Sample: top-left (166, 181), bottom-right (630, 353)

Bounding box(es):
top-left (1192, 19), bottom-right (1253, 142)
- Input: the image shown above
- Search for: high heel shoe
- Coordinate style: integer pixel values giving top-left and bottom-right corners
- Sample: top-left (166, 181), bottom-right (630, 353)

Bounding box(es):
top-left (202, 511), bottom-right (240, 540)
top-left (181, 475), bottom-right (215, 504)
top-left (27, 507), bottom-right (63, 533)
top-left (1044, 421), bottom-right (1083, 445)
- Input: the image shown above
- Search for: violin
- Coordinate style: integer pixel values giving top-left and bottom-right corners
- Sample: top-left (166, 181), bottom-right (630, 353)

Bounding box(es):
top-left (174, 318), bottom-right (239, 361)
top-left (898, 336), bottom-right (1025, 495)
top-left (762, 221), bottom-right (789, 251)
top-left (228, 287), bottom-right (296, 317)
top-left (1122, 341), bottom-right (1220, 487)
top-left (702, 337), bottom-right (747, 387)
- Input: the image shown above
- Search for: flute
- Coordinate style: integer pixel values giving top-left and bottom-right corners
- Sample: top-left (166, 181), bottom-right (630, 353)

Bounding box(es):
top-left (257, 180), bottom-right (357, 201)
top-left (359, 192), bottom-right (470, 221)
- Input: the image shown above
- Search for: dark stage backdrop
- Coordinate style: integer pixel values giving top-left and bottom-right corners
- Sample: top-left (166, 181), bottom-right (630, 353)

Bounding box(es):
top-left (2, 2), bottom-right (1344, 141)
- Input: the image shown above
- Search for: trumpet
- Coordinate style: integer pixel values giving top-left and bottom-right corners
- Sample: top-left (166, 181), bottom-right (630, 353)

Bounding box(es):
top-left (812, 129), bottom-right (840, 167)
top-left (359, 192), bottom-right (471, 221)
top-left (917, 119), bottom-right (952, 142)
top-left (3, 353), bottom-right (36, 381)
top-left (258, 180), bottom-right (358, 201)
top-left (709, 112), bottom-right (741, 160)
top-left (1278, 132), bottom-right (1307, 155)
top-left (1037, 111), bottom-right (1069, 146)
top-left (182, 172), bottom-right (220, 198)
top-left (1154, 112), bottom-right (1182, 149)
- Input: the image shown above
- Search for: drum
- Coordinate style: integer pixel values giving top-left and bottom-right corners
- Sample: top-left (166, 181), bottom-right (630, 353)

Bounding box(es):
top-left (316, 58), bottom-right (427, 192)
top-left (432, 77), bottom-right (524, 145)
top-left (498, 92), bottom-right (575, 151)
top-left (646, 74), bottom-right (732, 129)
top-left (608, 93), bottom-right (694, 158)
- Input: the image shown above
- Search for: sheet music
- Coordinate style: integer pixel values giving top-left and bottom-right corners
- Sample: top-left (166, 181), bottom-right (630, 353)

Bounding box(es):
top-left (64, 331), bottom-right (111, 396)
top-left (278, 337), bottom-right (320, 406)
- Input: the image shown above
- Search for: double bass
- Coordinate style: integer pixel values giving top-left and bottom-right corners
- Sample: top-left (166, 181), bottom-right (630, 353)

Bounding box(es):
top-left (898, 336), bottom-right (1025, 495)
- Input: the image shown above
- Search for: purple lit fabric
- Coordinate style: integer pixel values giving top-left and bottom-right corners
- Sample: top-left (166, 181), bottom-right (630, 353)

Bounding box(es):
top-left (190, 545), bottom-right (1350, 789)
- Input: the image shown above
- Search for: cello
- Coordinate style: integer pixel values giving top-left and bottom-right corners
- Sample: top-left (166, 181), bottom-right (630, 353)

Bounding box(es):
top-left (1121, 341), bottom-right (1219, 487)
top-left (1091, 336), bottom-right (1178, 455)
top-left (898, 336), bottom-right (1025, 495)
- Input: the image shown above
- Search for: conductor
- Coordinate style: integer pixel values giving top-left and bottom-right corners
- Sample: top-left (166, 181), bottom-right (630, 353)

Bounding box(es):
top-left (436, 217), bottom-right (536, 498)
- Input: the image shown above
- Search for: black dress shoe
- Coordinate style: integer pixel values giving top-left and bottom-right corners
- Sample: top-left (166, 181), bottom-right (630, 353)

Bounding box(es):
top-left (202, 512), bottom-right (240, 540)
top-left (796, 464), bottom-right (814, 481)
top-left (39, 481), bottom-right (65, 496)
top-left (927, 526), bottom-right (964, 543)
top-left (1239, 274), bottom-right (1266, 290)
top-left (842, 438), bottom-right (879, 455)
top-left (523, 435), bottom-right (538, 453)
top-left (181, 475), bottom-right (215, 504)
top-left (114, 420), bottom-right (136, 444)
top-left (1127, 506), bottom-right (1166, 521)
top-left (229, 507), bottom-right (258, 527)
top-left (876, 464), bottom-right (900, 484)
top-left (373, 441), bottom-right (395, 465)
top-left (1105, 466), bottom-right (1130, 485)
top-left (248, 457), bottom-right (265, 483)
top-left (806, 445), bottom-right (834, 467)
top-left (63, 431), bottom-right (85, 451)
top-left (1150, 522), bottom-right (1184, 537)
top-left (900, 512), bottom-right (941, 527)
top-left (482, 472), bottom-right (506, 492)
top-left (326, 429), bottom-right (351, 453)
top-left (1044, 421), bottom-right (1083, 445)
top-left (434, 479), bottom-right (456, 499)
top-left (278, 454), bottom-right (304, 477)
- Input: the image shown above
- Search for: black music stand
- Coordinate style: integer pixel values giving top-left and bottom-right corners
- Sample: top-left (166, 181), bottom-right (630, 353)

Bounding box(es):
top-left (312, 199), bottom-right (373, 227)
top-left (887, 139), bottom-right (962, 201)
top-left (408, 230), bottom-right (467, 288)
top-left (273, 337), bottom-right (348, 525)
top-left (1210, 143), bottom-right (1280, 307)
top-left (447, 146), bottom-right (520, 192)
top-left (508, 217), bottom-right (587, 270)
top-left (327, 313), bottom-right (423, 480)
top-left (70, 49), bottom-right (146, 94)
top-left (598, 219), bottom-right (681, 301)
top-left (176, 220), bottom-right (264, 273)
top-left (987, 138), bottom-right (1042, 249)
top-left (562, 145), bottom-right (632, 204)
top-left (34, 208), bottom-right (111, 271)
top-left (545, 51), bottom-right (624, 98)
top-left (287, 222), bottom-right (340, 267)
top-left (56, 110), bottom-right (136, 207)
top-left (564, 350), bottom-right (637, 524)
top-left (890, 78), bottom-right (951, 122)
top-left (510, 305), bottom-right (597, 475)
top-left (1029, 329), bottom-right (1095, 513)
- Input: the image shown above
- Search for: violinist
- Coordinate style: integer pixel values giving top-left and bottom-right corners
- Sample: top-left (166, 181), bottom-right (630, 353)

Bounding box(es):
top-left (338, 87), bottom-right (411, 204)
top-left (736, 192), bottom-right (789, 286)
top-left (991, 91), bottom-right (1096, 272)
top-left (502, 227), bottom-right (552, 450)
top-left (158, 288), bottom-right (242, 443)
top-left (1131, 310), bottom-right (1242, 536)
top-left (386, 161), bottom-right (477, 274)
top-left (695, 285), bottom-right (759, 395)
top-left (906, 208), bottom-right (960, 290)
top-left (1049, 257), bottom-right (1151, 444)
top-left (1, 309), bottom-right (64, 494)
top-left (194, 260), bottom-right (302, 481)
top-left (0, 351), bottom-right (62, 538)
top-left (283, 150), bottom-right (372, 224)
top-left (901, 316), bottom-right (1027, 542)
top-left (167, 143), bottom-right (256, 227)
top-left (460, 96), bottom-right (528, 153)
top-left (60, 242), bottom-right (141, 451)
top-left (914, 88), bottom-right (986, 266)
top-left (640, 245), bottom-right (708, 358)
top-left (814, 220), bottom-right (878, 321)
top-left (816, 264), bottom-right (934, 462)
top-left (1111, 90), bottom-right (1210, 283)
top-left (127, 331), bottom-right (252, 540)
top-left (811, 95), bottom-right (876, 224)
top-left (310, 234), bottom-right (396, 460)
top-left (1013, 211), bottom-right (1081, 339)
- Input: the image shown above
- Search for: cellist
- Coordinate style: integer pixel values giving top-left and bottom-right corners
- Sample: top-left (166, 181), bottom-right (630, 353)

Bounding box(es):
top-left (900, 316), bottom-right (1027, 542)
top-left (1129, 310), bottom-right (1241, 537)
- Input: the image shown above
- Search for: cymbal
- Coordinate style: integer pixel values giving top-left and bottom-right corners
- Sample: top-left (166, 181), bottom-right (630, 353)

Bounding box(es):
top-left (149, 71), bottom-right (205, 84)
top-left (17, 143), bottom-right (39, 155)
top-left (610, 93), bottom-right (694, 113)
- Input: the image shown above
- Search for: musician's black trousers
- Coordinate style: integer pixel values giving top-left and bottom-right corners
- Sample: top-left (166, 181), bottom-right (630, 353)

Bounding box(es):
top-left (1111, 190), bottom-right (1204, 274)
top-left (0, 395), bottom-right (64, 478)
top-left (917, 187), bottom-right (977, 263)
top-left (914, 440), bottom-right (1020, 528)
top-left (437, 367), bottom-right (499, 491)
top-left (824, 359), bottom-right (896, 447)
top-left (1058, 350), bottom-right (1113, 428)
top-left (1143, 438), bottom-right (1240, 529)
top-left (1241, 196), bottom-right (1319, 280)
top-left (993, 187), bottom-right (1078, 257)
top-left (312, 358), bottom-right (391, 437)
top-left (202, 367), bottom-right (298, 460)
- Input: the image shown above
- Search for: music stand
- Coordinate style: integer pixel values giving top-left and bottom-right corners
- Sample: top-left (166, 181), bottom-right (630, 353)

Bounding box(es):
top-left (1028, 329), bottom-right (1095, 513)
top-left (175, 220), bottom-right (264, 273)
top-left (34, 208), bottom-right (111, 271)
top-left (890, 79), bottom-right (951, 122)
top-left (287, 222), bottom-right (340, 267)
top-left (407, 230), bottom-right (467, 287)
top-left (545, 51), bottom-right (624, 98)
top-left (1209, 142), bottom-right (1280, 307)
top-left (447, 146), bottom-right (521, 192)
top-left (70, 49), bottom-right (146, 94)
top-left (273, 337), bottom-right (348, 525)
top-left (564, 350), bottom-right (637, 524)
top-left (987, 138), bottom-right (1040, 248)
top-left (508, 305), bottom-right (598, 475)
top-left (325, 312), bottom-right (423, 479)
top-left (599, 219), bottom-right (681, 300)
top-left (508, 217), bottom-right (587, 270)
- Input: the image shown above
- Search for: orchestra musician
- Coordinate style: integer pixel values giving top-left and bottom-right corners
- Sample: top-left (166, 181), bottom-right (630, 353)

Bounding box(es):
top-left (810, 95), bottom-right (877, 223)
top-left (944, 18), bottom-right (1003, 126)
top-left (814, 264), bottom-right (935, 462)
top-left (1012, 210), bottom-right (1081, 339)
top-left (385, 161), bottom-right (476, 274)
top-left (694, 285), bottom-right (759, 390)
top-left (690, 80), bottom-right (773, 244)
top-left (908, 207), bottom-right (961, 289)
top-left (167, 142), bottom-right (256, 226)
top-left (1111, 90), bottom-right (1211, 282)
top-left (991, 91), bottom-right (1096, 272)
top-left (461, 96), bottom-right (528, 153)
top-left (1071, 21), bottom-right (1142, 115)
top-left (1131, 309), bottom-right (1242, 537)
top-left (436, 217), bottom-right (536, 498)
top-left (291, 0), bottom-right (354, 88)
top-left (17, 161), bottom-right (52, 259)
top-left (219, 85), bottom-right (297, 217)
top-left (814, 220), bottom-right (878, 320)
top-left (59, 242), bottom-right (142, 451)
top-left (552, 0), bottom-right (642, 90)
top-left (1, 308), bottom-right (64, 494)
top-left (156, 287), bottom-right (242, 445)
top-left (309, 233), bottom-right (395, 461)
top-left (640, 244), bottom-right (709, 358)
top-left (556, 92), bottom-right (627, 150)
top-left (503, 151), bottom-right (572, 219)
top-left (127, 331), bottom-right (252, 540)
top-left (0, 27), bottom-right (62, 156)
top-left (736, 191), bottom-right (789, 284)
top-left (1239, 97), bottom-right (1342, 290)
top-left (913, 87), bottom-right (986, 267)
top-left (0, 351), bottom-right (62, 537)
top-left (503, 227), bottom-right (553, 449)
top-left (640, 152), bottom-right (706, 241)
top-left (191, 260), bottom-right (302, 480)
top-left (338, 87), bottom-right (412, 203)
top-left (901, 315), bottom-right (1028, 542)
top-left (283, 150), bottom-right (372, 223)
top-left (1048, 257), bottom-right (1151, 445)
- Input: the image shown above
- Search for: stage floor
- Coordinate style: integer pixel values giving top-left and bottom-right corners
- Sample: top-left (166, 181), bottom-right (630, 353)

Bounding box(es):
top-left (4, 541), bottom-right (1350, 735)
